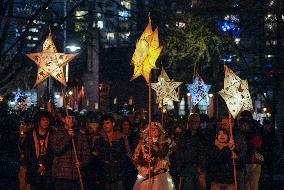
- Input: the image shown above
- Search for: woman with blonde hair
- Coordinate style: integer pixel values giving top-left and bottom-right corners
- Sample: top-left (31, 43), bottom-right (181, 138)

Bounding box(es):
top-left (132, 122), bottom-right (175, 190)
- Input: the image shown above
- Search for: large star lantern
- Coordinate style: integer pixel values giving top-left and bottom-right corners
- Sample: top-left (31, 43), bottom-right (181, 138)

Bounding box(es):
top-left (187, 74), bottom-right (211, 106)
top-left (218, 65), bottom-right (253, 118)
top-left (131, 17), bottom-right (163, 83)
top-left (151, 68), bottom-right (182, 105)
top-left (27, 32), bottom-right (76, 87)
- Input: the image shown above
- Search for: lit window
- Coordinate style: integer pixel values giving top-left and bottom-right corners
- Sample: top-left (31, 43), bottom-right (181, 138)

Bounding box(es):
top-left (118, 10), bottom-right (131, 19)
top-left (27, 36), bottom-right (32, 40)
top-left (176, 22), bottom-right (185, 28)
top-left (33, 37), bottom-right (38, 40)
top-left (266, 40), bottom-right (277, 46)
top-left (27, 43), bottom-right (36, 47)
top-left (106, 32), bottom-right (115, 40)
top-left (176, 10), bottom-right (182, 14)
top-left (97, 13), bottom-right (101, 18)
top-left (265, 54), bottom-right (275, 58)
top-left (120, 32), bottom-right (130, 40)
top-left (234, 38), bottom-right (240, 44)
top-left (121, 1), bottom-right (131, 9)
top-left (75, 11), bottom-right (87, 19)
top-left (29, 28), bottom-right (38, 32)
top-left (97, 21), bottom-right (103, 29)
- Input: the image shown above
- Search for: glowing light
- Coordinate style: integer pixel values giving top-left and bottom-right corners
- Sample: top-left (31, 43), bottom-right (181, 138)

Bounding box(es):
top-left (187, 93), bottom-right (191, 96)
top-left (55, 94), bottom-right (60, 99)
top-left (68, 91), bottom-right (73, 95)
top-left (209, 93), bottom-right (214, 98)
top-left (263, 107), bottom-right (267, 112)
top-left (66, 45), bottom-right (80, 52)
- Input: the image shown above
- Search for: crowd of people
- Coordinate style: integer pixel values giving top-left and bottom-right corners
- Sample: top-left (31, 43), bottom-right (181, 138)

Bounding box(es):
top-left (18, 108), bottom-right (282, 190)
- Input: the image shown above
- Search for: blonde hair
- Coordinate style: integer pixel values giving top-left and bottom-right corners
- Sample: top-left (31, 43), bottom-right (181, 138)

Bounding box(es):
top-left (141, 122), bottom-right (167, 144)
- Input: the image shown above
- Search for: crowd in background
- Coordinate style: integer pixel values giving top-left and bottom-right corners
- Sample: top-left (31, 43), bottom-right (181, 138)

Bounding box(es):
top-left (18, 107), bottom-right (283, 190)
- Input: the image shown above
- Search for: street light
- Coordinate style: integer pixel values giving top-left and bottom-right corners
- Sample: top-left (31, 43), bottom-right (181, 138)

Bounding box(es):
top-left (65, 45), bottom-right (80, 83)
top-left (66, 45), bottom-right (81, 52)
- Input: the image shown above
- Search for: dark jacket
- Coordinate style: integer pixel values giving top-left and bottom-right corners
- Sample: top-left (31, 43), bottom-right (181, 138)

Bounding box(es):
top-left (233, 128), bottom-right (247, 169)
top-left (93, 131), bottom-right (130, 183)
top-left (50, 126), bottom-right (90, 180)
top-left (245, 128), bottom-right (263, 164)
top-left (23, 128), bottom-right (53, 184)
top-left (176, 129), bottom-right (208, 176)
top-left (208, 145), bottom-right (234, 184)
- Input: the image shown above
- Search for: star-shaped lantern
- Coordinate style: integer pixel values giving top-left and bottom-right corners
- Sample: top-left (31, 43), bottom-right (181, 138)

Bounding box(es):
top-left (187, 74), bottom-right (211, 106)
top-left (131, 17), bottom-right (163, 83)
top-left (151, 68), bottom-right (182, 105)
top-left (218, 65), bottom-right (253, 118)
top-left (27, 32), bottom-right (76, 87)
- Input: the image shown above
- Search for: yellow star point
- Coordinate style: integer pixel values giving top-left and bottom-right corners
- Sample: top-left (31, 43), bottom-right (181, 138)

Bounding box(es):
top-left (26, 33), bottom-right (76, 87)
top-left (131, 16), bottom-right (162, 83)
top-left (218, 65), bottom-right (253, 118)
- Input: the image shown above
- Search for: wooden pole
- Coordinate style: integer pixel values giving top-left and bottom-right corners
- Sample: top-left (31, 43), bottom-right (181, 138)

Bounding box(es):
top-left (148, 75), bottom-right (153, 190)
top-left (63, 88), bottom-right (84, 190)
top-left (72, 138), bottom-right (85, 190)
top-left (161, 100), bottom-right (164, 128)
top-left (229, 113), bottom-right (238, 190)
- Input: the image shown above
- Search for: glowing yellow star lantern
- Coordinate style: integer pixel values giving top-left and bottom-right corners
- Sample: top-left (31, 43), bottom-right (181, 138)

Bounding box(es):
top-left (218, 65), bottom-right (253, 118)
top-left (131, 17), bottom-right (163, 83)
top-left (151, 68), bottom-right (182, 105)
top-left (27, 32), bottom-right (77, 87)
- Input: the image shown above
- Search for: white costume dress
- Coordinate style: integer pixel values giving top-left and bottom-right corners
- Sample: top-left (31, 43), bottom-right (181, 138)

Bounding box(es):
top-left (133, 138), bottom-right (175, 190)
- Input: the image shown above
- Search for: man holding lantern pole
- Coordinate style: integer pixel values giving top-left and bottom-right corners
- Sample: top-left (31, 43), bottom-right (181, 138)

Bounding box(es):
top-left (50, 109), bottom-right (90, 190)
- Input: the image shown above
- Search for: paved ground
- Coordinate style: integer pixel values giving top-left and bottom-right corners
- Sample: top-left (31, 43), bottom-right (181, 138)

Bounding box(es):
top-left (1, 157), bottom-right (284, 190)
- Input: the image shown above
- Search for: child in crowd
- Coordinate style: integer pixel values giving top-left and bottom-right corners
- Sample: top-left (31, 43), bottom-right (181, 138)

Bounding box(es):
top-left (208, 128), bottom-right (237, 190)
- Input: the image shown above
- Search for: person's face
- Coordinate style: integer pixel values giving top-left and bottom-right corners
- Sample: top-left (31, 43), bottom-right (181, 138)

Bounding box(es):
top-left (88, 123), bottom-right (99, 135)
top-left (38, 117), bottom-right (49, 130)
top-left (63, 116), bottom-right (75, 129)
top-left (217, 130), bottom-right (229, 143)
top-left (174, 127), bottom-right (182, 134)
top-left (122, 121), bottom-right (130, 135)
top-left (188, 115), bottom-right (200, 130)
top-left (103, 119), bottom-right (114, 133)
top-left (151, 123), bottom-right (160, 138)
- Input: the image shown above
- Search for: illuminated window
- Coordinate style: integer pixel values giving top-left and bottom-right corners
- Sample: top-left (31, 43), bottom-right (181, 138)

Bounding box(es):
top-left (29, 28), bottom-right (38, 32)
top-left (97, 21), bottom-right (103, 29)
top-left (33, 37), bottom-right (38, 40)
top-left (75, 11), bottom-right (87, 19)
top-left (120, 32), bottom-right (130, 40)
top-left (121, 1), bottom-right (131, 9)
top-left (265, 54), bottom-right (275, 59)
top-left (118, 10), bottom-right (131, 19)
top-left (27, 43), bottom-right (36, 47)
top-left (176, 22), bottom-right (185, 28)
top-left (106, 32), bottom-right (115, 40)
top-left (27, 36), bottom-right (32, 40)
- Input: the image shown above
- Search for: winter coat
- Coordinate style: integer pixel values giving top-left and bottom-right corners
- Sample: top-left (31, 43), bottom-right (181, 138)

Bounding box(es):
top-left (208, 145), bottom-right (234, 185)
top-left (50, 125), bottom-right (90, 180)
top-left (176, 129), bottom-right (208, 176)
top-left (245, 129), bottom-right (263, 164)
top-left (93, 130), bottom-right (130, 184)
top-left (23, 128), bottom-right (53, 184)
